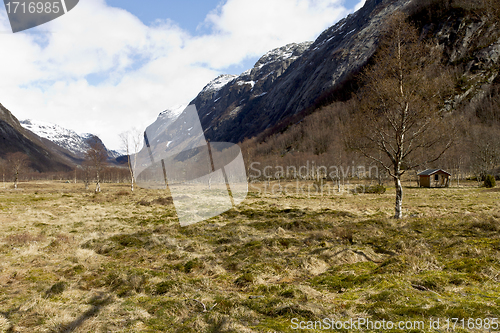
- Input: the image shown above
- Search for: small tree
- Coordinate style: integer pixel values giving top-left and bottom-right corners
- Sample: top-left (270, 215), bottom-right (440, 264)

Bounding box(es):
top-left (484, 174), bottom-right (496, 188)
top-left (119, 129), bottom-right (142, 192)
top-left (470, 124), bottom-right (500, 180)
top-left (6, 152), bottom-right (30, 189)
top-left (85, 142), bottom-right (108, 193)
top-left (346, 13), bottom-right (454, 219)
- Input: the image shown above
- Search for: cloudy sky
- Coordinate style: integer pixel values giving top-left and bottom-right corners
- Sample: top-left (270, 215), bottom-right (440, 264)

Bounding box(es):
top-left (0, 0), bottom-right (365, 151)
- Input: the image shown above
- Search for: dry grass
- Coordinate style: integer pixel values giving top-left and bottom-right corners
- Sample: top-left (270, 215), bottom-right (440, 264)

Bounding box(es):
top-left (0, 180), bottom-right (498, 332)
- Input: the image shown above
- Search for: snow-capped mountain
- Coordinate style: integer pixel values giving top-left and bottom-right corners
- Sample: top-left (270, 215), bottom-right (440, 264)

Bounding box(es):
top-left (158, 104), bottom-right (187, 122)
top-left (21, 119), bottom-right (90, 158)
top-left (20, 119), bottom-right (119, 159)
top-left (80, 133), bottom-right (122, 159)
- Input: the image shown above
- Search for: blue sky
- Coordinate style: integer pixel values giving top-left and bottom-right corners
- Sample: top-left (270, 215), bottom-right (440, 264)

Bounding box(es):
top-left (0, 0), bottom-right (365, 150)
top-left (105, 0), bottom-right (221, 35)
top-left (104, 0), bottom-right (363, 75)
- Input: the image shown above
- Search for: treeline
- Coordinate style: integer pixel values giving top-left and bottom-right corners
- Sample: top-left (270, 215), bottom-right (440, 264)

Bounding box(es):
top-left (0, 163), bottom-right (131, 185)
top-left (241, 85), bottom-right (500, 183)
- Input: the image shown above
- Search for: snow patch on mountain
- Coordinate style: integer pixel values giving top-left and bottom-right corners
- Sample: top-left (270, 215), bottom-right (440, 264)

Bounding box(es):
top-left (255, 42), bottom-right (312, 69)
top-left (159, 104), bottom-right (187, 120)
top-left (237, 80), bottom-right (255, 88)
top-left (201, 75), bottom-right (237, 94)
top-left (21, 119), bottom-right (91, 157)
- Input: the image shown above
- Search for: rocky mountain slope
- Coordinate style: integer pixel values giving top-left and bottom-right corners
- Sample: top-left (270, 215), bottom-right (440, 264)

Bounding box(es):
top-left (238, 0), bottom-right (500, 171)
top-left (0, 104), bottom-right (74, 172)
top-left (144, 105), bottom-right (187, 143)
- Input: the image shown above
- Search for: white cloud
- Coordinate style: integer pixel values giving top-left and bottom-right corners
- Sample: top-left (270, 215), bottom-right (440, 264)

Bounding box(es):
top-left (354, 0), bottom-right (366, 11)
top-left (0, 0), bottom-right (353, 150)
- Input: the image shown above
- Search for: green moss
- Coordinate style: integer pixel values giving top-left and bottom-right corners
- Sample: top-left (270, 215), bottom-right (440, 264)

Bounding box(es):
top-left (375, 256), bottom-right (412, 274)
top-left (311, 271), bottom-right (374, 293)
top-left (445, 257), bottom-right (497, 274)
top-left (110, 234), bottom-right (146, 247)
top-left (155, 281), bottom-right (175, 295)
top-left (183, 258), bottom-right (204, 273)
top-left (235, 273), bottom-right (255, 287)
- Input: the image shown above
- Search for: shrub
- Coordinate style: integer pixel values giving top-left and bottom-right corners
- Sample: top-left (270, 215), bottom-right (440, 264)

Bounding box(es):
top-left (116, 190), bottom-right (130, 196)
top-left (353, 184), bottom-right (386, 194)
top-left (484, 174), bottom-right (496, 188)
top-left (366, 184), bottom-right (386, 194)
top-left (155, 281), bottom-right (175, 295)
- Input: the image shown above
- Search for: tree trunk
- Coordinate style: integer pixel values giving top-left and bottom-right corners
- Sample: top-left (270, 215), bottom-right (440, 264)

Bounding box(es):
top-left (129, 169), bottom-right (134, 192)
top-left (394, 177), bottom-right (403, 219)
top-left (14, 171), bottom-right (18, 189)
top-left (95, 171), bottom-right (101, 193)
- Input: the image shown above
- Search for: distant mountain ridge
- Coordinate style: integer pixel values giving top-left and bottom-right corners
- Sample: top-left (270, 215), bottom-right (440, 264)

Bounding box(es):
top-left (20, 119), bottom-right (120, 160)
top-left (0, 103), bottom-right (122, 173)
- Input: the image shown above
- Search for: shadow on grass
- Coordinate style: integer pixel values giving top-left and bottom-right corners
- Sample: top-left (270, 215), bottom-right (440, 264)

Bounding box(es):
top-left (56, 293), bottom-right (113, 333)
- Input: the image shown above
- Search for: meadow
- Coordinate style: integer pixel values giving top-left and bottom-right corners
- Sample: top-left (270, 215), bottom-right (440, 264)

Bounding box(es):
top-left (0, 180), bottom-right (499, 332)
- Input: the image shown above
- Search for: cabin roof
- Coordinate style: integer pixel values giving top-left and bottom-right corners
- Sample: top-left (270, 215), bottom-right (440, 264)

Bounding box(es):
top-left (417, 169), bottom-right (451, 176)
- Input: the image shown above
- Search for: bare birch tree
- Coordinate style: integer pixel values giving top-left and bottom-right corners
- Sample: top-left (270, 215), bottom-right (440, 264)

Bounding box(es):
top-left (119, 129), bottom-right (141, 192)
top-left (346, 12), bottom-right (454, 219)
top-left (84, 142), bottom-right (108, 193)
top-left (6, 152), bottom-right (30, 189)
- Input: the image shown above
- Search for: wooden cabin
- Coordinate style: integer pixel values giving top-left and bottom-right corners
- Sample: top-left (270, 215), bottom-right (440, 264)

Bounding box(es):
top-left (418, 169), bottom-right (451, 188)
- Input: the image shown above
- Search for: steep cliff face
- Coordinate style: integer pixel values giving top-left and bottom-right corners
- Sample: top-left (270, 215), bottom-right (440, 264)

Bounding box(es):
top-left (192, 0), bottom-right (413, 143)
top-left (429, 10), bottom-right (500, 107)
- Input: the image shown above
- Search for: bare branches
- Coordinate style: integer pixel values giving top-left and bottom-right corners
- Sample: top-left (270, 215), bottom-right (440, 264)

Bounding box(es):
top-left (346, 12), bottom-right (455, 218)
top-left (85, 142), bottom-right (108, 193)
top-left (6, 152), bottom-right (30, 189)
top-left (120, 129), bottom-right (142, 192)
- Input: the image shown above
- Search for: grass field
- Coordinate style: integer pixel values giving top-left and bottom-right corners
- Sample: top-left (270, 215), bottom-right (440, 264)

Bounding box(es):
top-left (0, 180), bottom-right (499, 332)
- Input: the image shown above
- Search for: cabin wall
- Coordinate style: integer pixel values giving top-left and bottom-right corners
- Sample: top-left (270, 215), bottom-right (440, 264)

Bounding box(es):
top-left (420, 176), bottom-right (431, 187)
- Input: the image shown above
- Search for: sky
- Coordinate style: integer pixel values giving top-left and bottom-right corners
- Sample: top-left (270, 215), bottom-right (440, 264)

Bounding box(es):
top-left (0, 0), bottom-right (366, 151)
